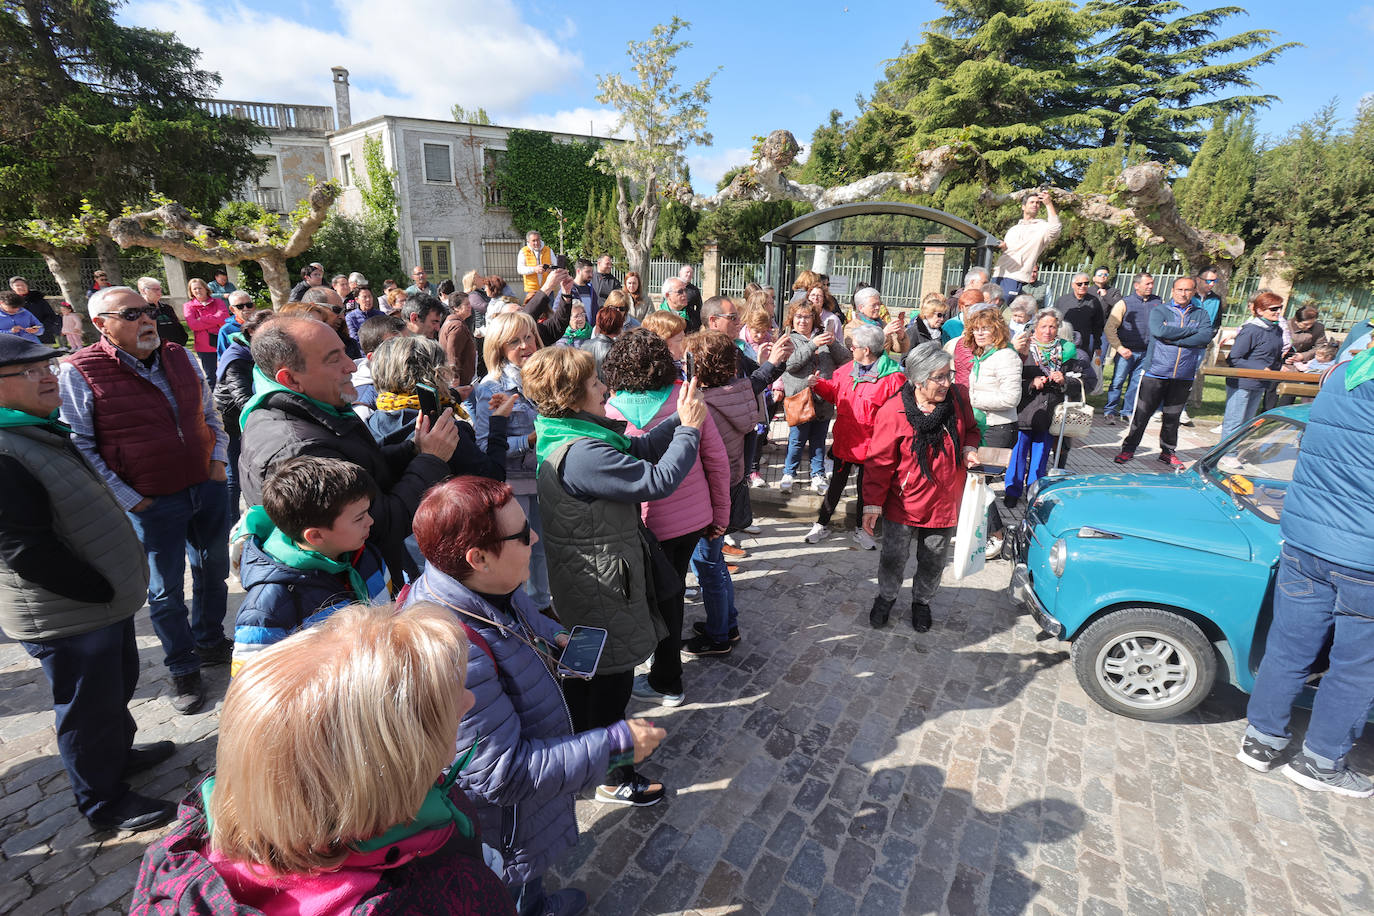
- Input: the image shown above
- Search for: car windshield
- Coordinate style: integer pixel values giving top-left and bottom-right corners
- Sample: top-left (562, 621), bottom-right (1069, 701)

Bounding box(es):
top-left (1202, 417), bottom-right (1304, 522)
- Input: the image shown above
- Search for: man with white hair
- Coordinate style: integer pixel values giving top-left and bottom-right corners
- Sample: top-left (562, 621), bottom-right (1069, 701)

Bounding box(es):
top-left (216, 290), bottom-right (258, 356)
top-left (58, 287), bottom-right (231, 715)
top-left (661, 276), bottom-right (700, 332)
top-left (677, 265), bottom-right (703, 331)
top-left (1055, 272), bottom-right (1104, 356)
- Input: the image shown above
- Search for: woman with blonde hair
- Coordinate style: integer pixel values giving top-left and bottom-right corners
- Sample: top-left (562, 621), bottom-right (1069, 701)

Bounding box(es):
top-left (472, 311), bottom-right (549, 609)
top-left (130, 603), bottom-right (515, 915)
top-left (641, 308), bottom-right (689, 367)
top-left (908, 292), bottom-right (948, 346)
top-left (183, 277), bottom-right (230, 376)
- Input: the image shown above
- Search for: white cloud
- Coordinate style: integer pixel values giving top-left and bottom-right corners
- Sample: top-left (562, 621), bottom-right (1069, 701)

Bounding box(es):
top-left (686, 146), bottom-right (753, 194)
top-left (502, 107), bottom-right (628, 140)
top-left (121, 0), bottom-right (584, 123)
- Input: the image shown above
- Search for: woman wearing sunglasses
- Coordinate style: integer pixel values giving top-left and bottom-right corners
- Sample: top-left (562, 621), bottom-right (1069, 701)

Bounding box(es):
top-left (403, 476), bottom-right (666, 916)
top-left (1220, 291), bottom-right (1287, 440)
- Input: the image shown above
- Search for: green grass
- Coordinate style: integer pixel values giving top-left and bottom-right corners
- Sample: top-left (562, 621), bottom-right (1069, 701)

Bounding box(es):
top-left (1088, 365), bottom-right (1228, 424)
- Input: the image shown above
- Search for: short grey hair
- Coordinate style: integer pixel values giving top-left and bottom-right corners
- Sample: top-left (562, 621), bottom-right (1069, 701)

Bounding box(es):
top-left (1132, 272), bottom-right (1153, 287)
top-left (662, 277), bottom-right (685, 296)
top-left (1072, 271), bottom-right (1090, 283)
top-left (1033, 307), bottom-right (1063, 330)
top-left (848, 323), bottom-right (885, 355)
top-left (227, 290), bottom-right (254, 307)
top-left (903, 340), bottom-right (953, 385)
top-left (983, 284), bottom-right (1005, 305)
top-left (370, 335), bottom-right (447, 395)
top-left (135, 276), bottom-right (162, 294)
top-left (853, 287), bottom-right (882, 310)
top-left (964, 267), bottom-right (990, 286)
top-left (347, 271), bottom-right (367, 285)
top-left (1009, 294), bottom-right (1036, 317)
top-left (87, 286), bottom-right (141, 320)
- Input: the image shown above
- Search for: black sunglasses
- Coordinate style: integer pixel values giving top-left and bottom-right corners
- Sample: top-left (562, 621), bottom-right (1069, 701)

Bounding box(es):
top-left (99, 306), bottom-right (160, 321)
top-left (330, 304), bottom-right (344, 314)
top-left (498, 520), bottom-right (532, 546)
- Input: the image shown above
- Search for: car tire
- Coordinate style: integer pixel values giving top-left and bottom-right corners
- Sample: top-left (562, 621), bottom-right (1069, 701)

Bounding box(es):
top-left (1070, 607), bottom-right (1218, 722)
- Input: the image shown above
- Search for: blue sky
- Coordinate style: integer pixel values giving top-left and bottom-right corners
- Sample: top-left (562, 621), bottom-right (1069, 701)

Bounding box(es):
top-left (120, 0), bottom-right (1368, 192)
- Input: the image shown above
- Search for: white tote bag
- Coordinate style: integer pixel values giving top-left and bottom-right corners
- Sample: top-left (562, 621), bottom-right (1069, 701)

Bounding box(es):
top-left (951, 473), bottom-right (994, 580)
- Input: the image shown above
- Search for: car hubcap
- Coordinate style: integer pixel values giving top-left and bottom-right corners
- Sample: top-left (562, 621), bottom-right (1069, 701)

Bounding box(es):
top-left (1094, 631), bottom-right (1198, 710)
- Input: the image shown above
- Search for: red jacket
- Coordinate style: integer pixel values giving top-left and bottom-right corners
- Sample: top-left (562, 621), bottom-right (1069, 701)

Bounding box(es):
top-left (861, 384), bottom-right (980, 528)
top-left (812, 356), bottom-right (905, 464)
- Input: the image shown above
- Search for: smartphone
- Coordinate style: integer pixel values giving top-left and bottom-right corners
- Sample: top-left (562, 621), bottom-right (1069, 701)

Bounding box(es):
top-left (415, 383), bottom-right (440, 425)
top-left (684, 350), bottom-right (696, 383)
top-left (555, 253), bottom-right (569, 271)
top-left (558, 626), bottom-right (607, 679)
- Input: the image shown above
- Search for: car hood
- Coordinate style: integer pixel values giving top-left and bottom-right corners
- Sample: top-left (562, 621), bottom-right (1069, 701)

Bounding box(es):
top-left (1028, 471), bottom-right (1253, 561)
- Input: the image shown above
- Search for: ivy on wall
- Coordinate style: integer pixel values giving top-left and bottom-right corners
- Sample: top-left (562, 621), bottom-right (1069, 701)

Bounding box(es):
top-left (495, 130), bottom-right (615, 256)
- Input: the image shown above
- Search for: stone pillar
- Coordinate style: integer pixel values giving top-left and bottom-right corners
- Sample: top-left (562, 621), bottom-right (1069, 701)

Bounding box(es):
top-left (1259, 250), bottom-right (1294, 302)
top-left (702, 239), bottom-right (721, 299)
top-left (227, 264), bottom-right (244, 289)
top-left (161, 254), bottom-right (189, 306)
top-left (920, 236), bottom-right (948, 299)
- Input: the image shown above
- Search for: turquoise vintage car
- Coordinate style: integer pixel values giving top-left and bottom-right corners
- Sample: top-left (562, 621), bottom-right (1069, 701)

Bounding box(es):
top-left (1009, 406), bottom-right (1308, 721)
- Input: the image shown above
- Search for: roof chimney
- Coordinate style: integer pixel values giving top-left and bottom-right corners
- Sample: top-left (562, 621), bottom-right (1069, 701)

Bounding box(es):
top-left (331, 67), bottom-right (351, 129)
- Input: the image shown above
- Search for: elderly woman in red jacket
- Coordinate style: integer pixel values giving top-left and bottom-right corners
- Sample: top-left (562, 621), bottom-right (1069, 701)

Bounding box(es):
top-left (861, 340), bottom-right (981, 633)
top-left (804, 321), bottom-right (905, 550)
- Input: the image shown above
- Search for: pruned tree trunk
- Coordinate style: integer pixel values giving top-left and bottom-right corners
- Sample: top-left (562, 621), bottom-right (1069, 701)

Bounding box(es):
top-left (257, 255), bottom-right (292, 309)
top-left (616, 174), bottom-right (656, 285)
top-left (41, 248), bottom-right (97, 343)
top-left (94, 235), bottom-right (123, 286)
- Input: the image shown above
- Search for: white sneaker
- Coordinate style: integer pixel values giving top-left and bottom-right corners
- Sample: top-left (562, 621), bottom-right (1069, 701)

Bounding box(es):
top-left (743, 524), bottom-right (762, 535)
top-left (852, 529), bottom-right (877, 550)
top-left (749, 472), bottom-right (766, 489)
top-left (986, 534), bottom-right (1004, 560)
top-left (803, 523), bottom-right (830, 544)
top-left (811, 477), bottom-right (829, 496)
top-left (779, 474), bottom-right (795, 493)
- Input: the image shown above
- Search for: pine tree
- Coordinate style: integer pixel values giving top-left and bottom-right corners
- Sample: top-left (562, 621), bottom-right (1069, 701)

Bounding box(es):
top-left (1176, 114), bottom-right (1257, 235)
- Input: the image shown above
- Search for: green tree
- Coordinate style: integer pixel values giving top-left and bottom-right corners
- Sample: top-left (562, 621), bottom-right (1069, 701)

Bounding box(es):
top-left (451, 104), bottom-right (493, 125)
top-left (592, 18), bottom-right (718, 278)
top-left (1175, 114), bottom-right (1257, 236)
top-left (696, 200), bottom-right (811, 261)
top-left (1082, 1), bottom-right (1295, 165)
top-left (496, 130), bottom-right (614, 253)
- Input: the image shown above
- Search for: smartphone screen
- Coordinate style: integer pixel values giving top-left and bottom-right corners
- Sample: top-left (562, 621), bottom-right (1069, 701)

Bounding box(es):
top-left (684, 350), bottom-right (696, 383)
top-left (559, 626), bottom-right (607, 678)
top-left (416, 384), bottom-right (440, 424)
top-left (555, 254), bottom-right (569, 271)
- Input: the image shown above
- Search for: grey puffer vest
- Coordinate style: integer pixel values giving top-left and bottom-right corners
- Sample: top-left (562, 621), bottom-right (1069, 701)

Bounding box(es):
top-left (537, 442), bottom-right (664, 673)
top-left (0, 426), bottom-right (149, 641)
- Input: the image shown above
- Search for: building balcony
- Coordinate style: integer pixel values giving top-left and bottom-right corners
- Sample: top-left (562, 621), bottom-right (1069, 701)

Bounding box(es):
top-left (199, 99), bottom-right (335, 133)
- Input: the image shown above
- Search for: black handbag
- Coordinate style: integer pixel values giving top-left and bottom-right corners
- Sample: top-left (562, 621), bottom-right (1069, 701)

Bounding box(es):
top-left (727, 476), bottom-right (754, 533)
top-left (638, 523), bottom-right (684, 606)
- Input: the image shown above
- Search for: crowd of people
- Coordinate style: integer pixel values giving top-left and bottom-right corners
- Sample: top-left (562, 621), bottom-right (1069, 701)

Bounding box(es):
top-left (0, 237), bottom-right (1369, 916)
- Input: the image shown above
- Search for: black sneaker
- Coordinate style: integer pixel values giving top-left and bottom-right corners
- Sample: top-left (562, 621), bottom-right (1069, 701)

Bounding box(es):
top-left (1236, 735), bottom-right (1285, 773)
top-left (594, 773), bottom-right (665, 807)
top-left (168, 672), bottom-right (206, 715)
top-left (683, 633), bottom-right (732, 656)
top-left (195, 638), bottom-right (233, 666)
top-left (869, 596), bottom-right (894, 629)
top-left (87, 791), bottom-right (177, 832)
top-left (124, 741), bottom-right (176, 776)
top-left (911, 601), bottom-right (932, 633)
top-left (692, 621), bottom-right (740, 643)
top-left (1283, 753), bottom-right (1374, 798)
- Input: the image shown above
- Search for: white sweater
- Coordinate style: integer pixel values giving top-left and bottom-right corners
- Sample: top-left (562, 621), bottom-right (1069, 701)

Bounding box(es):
top-left (966, 346), bottom-right (1024, 426)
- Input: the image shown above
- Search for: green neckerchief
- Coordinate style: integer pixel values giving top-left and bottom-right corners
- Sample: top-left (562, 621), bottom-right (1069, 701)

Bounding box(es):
top-left (857, 313), bottom-right (884, 328)
top-left (850, 353), bottom-right (903, 386)
top-left (240, 366), bottom-right (354, 431)
top-left (1345, 348), bottom-right (1374, 391)
top-left (229, 331), bottom-right (248, 348)
top-left (0, 407), bottom-right (70, 436)
top-left (563, 323), bottom-right (592, 341)
top-left (200, 739), bottom-right (480, 851)
top-left (234, 505), bottom-right (369, 604)
top-left (534, 413), bottom-right (631, 468)
top-left (658, 302), bottom-right (689, 322)
top-left (608, 385), bottom-right (674, 429)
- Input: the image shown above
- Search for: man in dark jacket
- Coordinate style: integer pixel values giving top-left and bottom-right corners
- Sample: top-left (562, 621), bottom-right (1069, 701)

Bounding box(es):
top-left (1089, 267), bottom-right (1122, 358)
top-left (7, 276), bottom-right (59, 343)
top-left (239, 317), bottom-right (460, 582)
top-left (591, 254), bottom-right (621, 303)
top-left (0, 334), bottom-right (178, 830)
top-left (1055, 272), bottom-right (1104, 357)
top-left (1102, 273), bottom-right (1161, 422)
top-left (1114, 278), bottom-right (1212, 467)
top-left (136, 276), bottom-right (189, 348)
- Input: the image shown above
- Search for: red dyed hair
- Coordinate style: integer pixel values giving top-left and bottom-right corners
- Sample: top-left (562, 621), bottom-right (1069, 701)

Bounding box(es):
top-left (412, 477), bottom-right (515, 581)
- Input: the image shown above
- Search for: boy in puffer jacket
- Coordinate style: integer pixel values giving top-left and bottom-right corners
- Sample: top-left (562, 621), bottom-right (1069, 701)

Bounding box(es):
top-left (229, 456), bottom-right (391, 675)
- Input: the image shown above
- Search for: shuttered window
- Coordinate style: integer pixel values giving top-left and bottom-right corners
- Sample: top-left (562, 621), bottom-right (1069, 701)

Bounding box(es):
top-left (422, 143), bottom-right (453, 183)
top-left (418, 241), bottom-right (452, 282)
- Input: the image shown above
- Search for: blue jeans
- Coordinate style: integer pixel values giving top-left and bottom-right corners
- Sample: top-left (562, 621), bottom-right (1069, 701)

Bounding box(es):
top-left (1246, 544), bottom-right (1374, 765)
top-left (22, 618), bottom-right (138, 817)
top-left (516, 493), bottom-right (551, 609)
top-left (1004, 430), bottom-right (1052, 499)
top-left (1220, 386), bottom-right (1266, 441)
top-left (126, 479), bottom-right (230, 676)
top-left (225, 434), bottom-right (242, 528)
top-left (1104, 351), bottom-right (1145, 418)
top-left (784, 417), bottom-right (828, 478)
top-left (692, 535), bottom-right (737, 643)
top-left (995, 277), bottom-right (1023, 298)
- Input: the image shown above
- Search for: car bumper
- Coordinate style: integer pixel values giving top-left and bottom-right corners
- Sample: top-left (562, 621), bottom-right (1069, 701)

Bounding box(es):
top-left (1010, 563), bottom-right (1065, 638)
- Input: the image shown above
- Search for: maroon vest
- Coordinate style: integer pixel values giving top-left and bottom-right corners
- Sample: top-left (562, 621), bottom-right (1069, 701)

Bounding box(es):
top-left (68, 338), bottom-right (215, 496)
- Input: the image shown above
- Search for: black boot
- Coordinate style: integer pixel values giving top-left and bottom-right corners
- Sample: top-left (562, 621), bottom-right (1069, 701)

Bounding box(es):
top-left (911, 601), bottom-right (932, 633)
top-left (869, 596), bottom-right (895, 629)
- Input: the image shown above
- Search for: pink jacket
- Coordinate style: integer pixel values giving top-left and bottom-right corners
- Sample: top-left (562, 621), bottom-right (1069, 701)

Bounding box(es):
top-left (606, 381), bottom-right (730, 540)
top-left (183, 297), bottom-right (230, 354)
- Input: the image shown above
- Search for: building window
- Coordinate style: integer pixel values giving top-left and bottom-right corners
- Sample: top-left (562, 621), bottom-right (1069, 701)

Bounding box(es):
top-left (482, 237), bottom-right (522, 278)
top-left (422, 143), bottom-right (453, 184)
top-left (418, 241), bottom-right (453, 282)
top-left (483, 148), bottom-right (507, 206)
top-left (339, 153), bottom-right (353, 187)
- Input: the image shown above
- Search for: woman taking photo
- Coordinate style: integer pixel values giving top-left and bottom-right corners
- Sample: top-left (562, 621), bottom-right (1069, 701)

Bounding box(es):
top-left (779, 299), bottom-right (851, 495)
top-left (405, 477), bottom-right (666, 916)
top-left (861, 341), bottom-right (981, 633)
top-left (1221, 291), bottom-right (1286, 440)
top-left (131, 603), bottom-right (516, 915)
top-left (521, 346), bottom-right (704, 806)
top-left (1004, 308), bottom-right (1075, 508)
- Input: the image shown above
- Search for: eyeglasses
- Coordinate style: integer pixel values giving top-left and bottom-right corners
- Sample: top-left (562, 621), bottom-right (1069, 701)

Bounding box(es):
top-left (0, 360), bottom-right (58, 381)
top-left (927, 372), bottom-right (953, 385)
top-left (99, 306), bottom-right (160, 322)
top-left (1201, 277), bottom-right (1217, 283)
top-left (498, 520), bottom-right (532, 546)
top-left (1259, 305), bottom-right (1283, 313)
top-left (330, 304), bottom-right (344, 314)
top-left (716, 312), bottom-right (739, 322)
top-left (1073, 281), bottom-right (1090, 287)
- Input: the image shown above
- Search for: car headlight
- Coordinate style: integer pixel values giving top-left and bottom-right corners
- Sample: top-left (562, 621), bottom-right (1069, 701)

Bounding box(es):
top-left (1026, 478), bottom-right (1044, 506)
top-left (1050, 538), bottom-right (1067, 577)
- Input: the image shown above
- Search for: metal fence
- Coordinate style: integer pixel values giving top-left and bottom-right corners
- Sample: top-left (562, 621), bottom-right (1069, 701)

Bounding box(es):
top-left (0, 256), bottom-right (166, 297)
top-left (1287, 279), bottom-right (1374, 334)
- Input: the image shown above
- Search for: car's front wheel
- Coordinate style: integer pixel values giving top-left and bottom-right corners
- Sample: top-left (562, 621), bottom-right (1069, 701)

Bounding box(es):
top-left (1070, 608), bottom-right (1218, 721)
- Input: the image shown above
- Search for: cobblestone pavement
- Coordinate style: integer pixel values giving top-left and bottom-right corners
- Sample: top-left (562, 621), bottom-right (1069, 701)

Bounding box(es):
top-left (4, 413), bottom-right (1373, 915)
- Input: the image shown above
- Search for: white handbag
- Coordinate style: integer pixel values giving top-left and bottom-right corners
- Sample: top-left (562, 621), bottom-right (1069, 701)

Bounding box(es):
top-left (951, 474), bottom-right (993, 580)
top-left (1050, 382), bottom-right (1094, 439)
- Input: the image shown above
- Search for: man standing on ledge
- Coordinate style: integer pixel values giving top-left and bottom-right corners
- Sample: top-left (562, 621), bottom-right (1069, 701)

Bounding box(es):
top-left (0, 334), bottom-right (179, 831)
top-left (518, 230), bottom-right (555, 295)
top-left (59, 287), bottom-right (231, 716)
top-left (992, 191), bottom-right (1060, 299)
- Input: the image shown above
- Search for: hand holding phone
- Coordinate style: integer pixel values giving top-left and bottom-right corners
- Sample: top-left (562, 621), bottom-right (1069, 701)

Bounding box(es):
top-left (684, 350), bottom-right (696, 383)
top-left (416, 384), bottom-right (440, 425)
top-left (557, 626), bottom-right (607, 679)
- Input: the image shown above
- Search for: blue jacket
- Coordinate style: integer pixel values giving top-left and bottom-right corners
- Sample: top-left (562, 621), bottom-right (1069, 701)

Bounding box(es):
top-left (232, 535), bottom-right (390, 674)
top-left (1143, 300), bottom-right (1213, 380)
top-left (472, 365), bottom-right (539, 489)
top-left (1192, 292), bottom-right (1225, 332)
top-left (1116, 294), bottom-right (1159, 351)
top-left (215, 318), bottom-right (242, 356)
top-left (1225, 317), bottom-right (1284, 391)
top-left (366, 407), bottom-right (508, 481)
top-left (403, 567), bottom-right (630, 887)
top-left (1283, 361), bottom-right (1374, 572)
